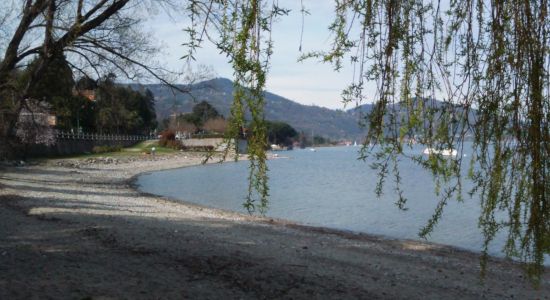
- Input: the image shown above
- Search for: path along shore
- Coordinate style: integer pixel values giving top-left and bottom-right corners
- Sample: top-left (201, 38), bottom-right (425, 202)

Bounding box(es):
top-left (0, 153), bottom-right (549, 299)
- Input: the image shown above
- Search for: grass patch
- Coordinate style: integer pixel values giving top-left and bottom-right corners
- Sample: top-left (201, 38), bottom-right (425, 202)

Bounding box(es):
top-left (58, 140), bottom-right (178, 159)
top-left (92, 145), bottom-right (122, 154)
top-left (131, 141), bottom-right (179, 154)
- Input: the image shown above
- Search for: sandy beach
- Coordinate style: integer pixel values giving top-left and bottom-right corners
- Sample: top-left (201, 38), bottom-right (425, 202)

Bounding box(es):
top-left (0, 153), bottom-right (549, 299)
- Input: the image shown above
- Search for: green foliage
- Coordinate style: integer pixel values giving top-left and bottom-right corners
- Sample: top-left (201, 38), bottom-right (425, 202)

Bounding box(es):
top-left (307, 0), bottom-right (550, 283)
top-left (1, 0), bottom-right (547, 284)
top-left (147, 78), bottom-right (364, 140)
top-left (192, 100), bottom-right (221, 125)
top-left (21, 54), bottom-right (89, 131)
top-left (75, 77), bottom-right (97, 91)
top-left (174, 100), bottom-right (222, 130)
top-left (14, 59), bottom-right (157, 134)
top-left (130, 140), bottom-right (178, 155)
top-left (187, 0), bottom-right (288, 215)
top-left (265, 120), bottom-right (297, 146)
top-left (25, 53), bottom-right (74, 102)
top-left (92, 145), bottom-right (122, 154)
top-left (313, 135), bottom-right (330, 146)
top-left (95, 76), bottom-right (157, 134)
top-left (179, 113), bottom-right (201, 128)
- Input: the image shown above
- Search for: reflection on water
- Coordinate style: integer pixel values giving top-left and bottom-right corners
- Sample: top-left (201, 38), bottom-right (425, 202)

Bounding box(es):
top-left (137, 145), bottom-right (509, 257)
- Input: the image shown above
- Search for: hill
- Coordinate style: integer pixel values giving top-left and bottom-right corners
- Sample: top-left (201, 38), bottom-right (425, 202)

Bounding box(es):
top-left (347, 99), bottom-right (476, 136)
top-left (135, 78), bottom-right (365, 140)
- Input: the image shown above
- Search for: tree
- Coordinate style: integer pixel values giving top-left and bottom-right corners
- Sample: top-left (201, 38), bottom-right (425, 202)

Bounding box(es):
top-left (185, 1), bottom-right (289, 215)
top-left (0, 0), bottom-right (547, 282)
top-left (184, 0), bottom-right (550, 281)
top-left (94, 76), bottom-right (157, 134)
top-left (25, 52), bottom-right (75, 103)
top-left (265, 120), bottom-right (297, 147)
top-left (203, 117), bottom-right (228, 134)
top-left (74, 95), bottom-right (96, 132)
top-left (140, 89), bottom-right (157, 130)
top-left (170, 118), bottom-right (197, 134)
top-left (312, 135), bottom-right (328, 146)
top-left (178, 100), bottom-right (222, 130)
top-left (75, 77), bottom-right (98, 91)
top-left (191, 100), bottom-right (221, 126)
top-left (311, 1), bottom-right (549, 282)
top-left (0, 0), bottom-right (183, 155)
top-left (179, 113), bottom-right (201, 130)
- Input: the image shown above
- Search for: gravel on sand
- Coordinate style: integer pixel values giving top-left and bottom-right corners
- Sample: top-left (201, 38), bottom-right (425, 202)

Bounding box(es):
top-left (0, 153), bottom-right (548, 299)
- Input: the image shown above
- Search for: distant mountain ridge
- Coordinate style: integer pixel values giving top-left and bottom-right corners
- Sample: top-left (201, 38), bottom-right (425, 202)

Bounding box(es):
top-left (135, 78), bottom-right (365, 140)
top-left (348, 98), bottom-right (476, 136)
top-left (131, 78), bottom-right (477, 140)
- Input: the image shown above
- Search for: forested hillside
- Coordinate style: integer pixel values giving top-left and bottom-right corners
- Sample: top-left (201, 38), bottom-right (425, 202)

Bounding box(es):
top-left (136, 78), bottom-right (365, 140)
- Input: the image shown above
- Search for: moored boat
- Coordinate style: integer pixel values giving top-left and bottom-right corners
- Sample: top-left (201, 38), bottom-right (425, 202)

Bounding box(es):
top-left (423, 147), bottom-right (457, 157)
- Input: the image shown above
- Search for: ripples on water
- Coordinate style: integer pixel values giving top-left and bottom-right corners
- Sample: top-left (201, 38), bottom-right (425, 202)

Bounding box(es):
top-left (137, 145), bottom-right (510, 256)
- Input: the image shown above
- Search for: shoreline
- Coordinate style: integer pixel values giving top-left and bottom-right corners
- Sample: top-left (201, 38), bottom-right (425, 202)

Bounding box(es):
top-left (126, 155), bottom-right (527, 265)
top-left (129, 164), bottom-right (509, 265)
top-left (1, 153), bottom-right (549, 299)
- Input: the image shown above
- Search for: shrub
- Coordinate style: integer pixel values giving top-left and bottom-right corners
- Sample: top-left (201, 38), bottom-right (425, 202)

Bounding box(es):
top-left (159, 129), bottom-right (176, 147)
top-left (181, 145), bottom-right (214, 152)
top-left (169, 118), bottom-right (197, 134)
top-left (164, 139), bottom-right (182, 149)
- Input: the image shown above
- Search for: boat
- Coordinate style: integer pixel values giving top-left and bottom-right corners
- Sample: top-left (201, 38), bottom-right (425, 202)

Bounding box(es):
top-left (270, 144), bottom-right (284, 151)
top-left (422, 147), bottom-right (457, 157)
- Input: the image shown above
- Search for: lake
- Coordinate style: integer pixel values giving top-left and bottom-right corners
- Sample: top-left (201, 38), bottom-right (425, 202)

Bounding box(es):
top-left (136, 145), bottom-right (510, 257)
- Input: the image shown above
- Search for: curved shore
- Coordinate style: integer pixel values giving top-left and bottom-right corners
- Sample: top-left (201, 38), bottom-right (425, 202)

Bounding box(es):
top-left (0, 153), bottom-right (549, 299)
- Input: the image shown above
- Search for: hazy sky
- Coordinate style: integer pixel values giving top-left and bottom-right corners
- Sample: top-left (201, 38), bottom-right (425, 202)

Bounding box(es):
top-left (144, 1), bottom-right (361, 110)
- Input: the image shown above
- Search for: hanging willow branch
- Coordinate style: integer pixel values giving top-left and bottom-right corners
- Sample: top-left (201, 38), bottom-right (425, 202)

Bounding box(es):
top-left (188, 0), bottom-right (288, 214)
top-left (304, 0), bottom-right (549, 283)
top-left (187, 0), bottom-right (549, 282)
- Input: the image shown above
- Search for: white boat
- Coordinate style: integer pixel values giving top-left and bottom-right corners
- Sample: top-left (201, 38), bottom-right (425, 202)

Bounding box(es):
top-left (421, 111), bottom-right (460, 157)
top-left (270, 144), bottom-right (284, 151)
top-left (423, 147), bottom-right (457, 157)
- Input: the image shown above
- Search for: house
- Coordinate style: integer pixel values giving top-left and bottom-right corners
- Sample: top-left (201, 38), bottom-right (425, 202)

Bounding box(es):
top-left (18, 100), bottom-right (56, 126)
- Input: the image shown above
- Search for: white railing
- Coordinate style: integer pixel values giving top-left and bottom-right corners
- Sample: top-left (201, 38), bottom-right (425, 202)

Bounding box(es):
top-left (55, 130), bottom-right (156, 141)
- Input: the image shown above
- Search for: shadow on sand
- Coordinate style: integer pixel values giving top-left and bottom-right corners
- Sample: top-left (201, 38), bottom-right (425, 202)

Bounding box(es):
top-left (0, 166), bottom-right (548, 299)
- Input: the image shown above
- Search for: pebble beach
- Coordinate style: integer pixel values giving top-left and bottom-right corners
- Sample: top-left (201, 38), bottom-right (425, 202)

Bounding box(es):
top-left (0, 153), bottom-right (549, 299)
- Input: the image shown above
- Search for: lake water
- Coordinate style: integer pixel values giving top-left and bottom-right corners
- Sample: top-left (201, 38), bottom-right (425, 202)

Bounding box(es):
top-left (136, 145), bottom-right (510, 256)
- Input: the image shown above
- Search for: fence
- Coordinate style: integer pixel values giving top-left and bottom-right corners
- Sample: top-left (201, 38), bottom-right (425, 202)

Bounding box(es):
top-left (55, 130), bottom-right (156, 141)
top-left (21, 131), bottom-right (158, 158)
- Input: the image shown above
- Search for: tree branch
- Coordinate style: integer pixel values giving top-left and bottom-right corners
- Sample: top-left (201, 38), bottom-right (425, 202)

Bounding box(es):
top-left (0, 0), bottom-right (48, 76)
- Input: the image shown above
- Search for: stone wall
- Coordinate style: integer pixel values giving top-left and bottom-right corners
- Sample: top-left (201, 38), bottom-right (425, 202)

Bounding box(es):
top-left (180, 138), bottom-right (248, 154)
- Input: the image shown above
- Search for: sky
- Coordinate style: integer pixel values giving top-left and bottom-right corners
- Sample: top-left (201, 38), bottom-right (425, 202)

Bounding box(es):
top-left (144, 1), bottom-right (359, 110)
